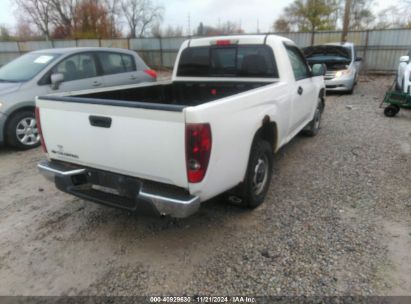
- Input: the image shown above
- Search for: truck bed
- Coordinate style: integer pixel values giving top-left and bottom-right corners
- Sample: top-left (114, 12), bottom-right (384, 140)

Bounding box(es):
top-left (73, 81), bottom-right (271, 108)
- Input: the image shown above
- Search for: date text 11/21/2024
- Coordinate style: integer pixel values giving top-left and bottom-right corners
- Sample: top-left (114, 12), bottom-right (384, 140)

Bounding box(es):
top-left (149, 296), bottom-right (257, 303)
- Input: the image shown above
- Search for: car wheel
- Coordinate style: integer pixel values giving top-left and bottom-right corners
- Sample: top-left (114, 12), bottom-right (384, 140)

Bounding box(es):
top-left (229, 138), bottom-right (273, 209)
top-left (6, 111), bottom-right (41, 150)
top-left (302, 101), bottom-right (322, 137)
top-left (384, 105), bottom-right (400, 117)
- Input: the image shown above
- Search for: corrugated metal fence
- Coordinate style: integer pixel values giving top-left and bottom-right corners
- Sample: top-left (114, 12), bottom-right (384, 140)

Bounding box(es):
top-left (1, 29), bottom-right (410, 73)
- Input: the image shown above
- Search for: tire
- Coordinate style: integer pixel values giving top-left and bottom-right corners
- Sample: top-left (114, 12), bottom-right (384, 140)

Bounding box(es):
top-left (6, 110), bottom-right (41, 150)
top-left (302, 101), bottom-right (322, 137)
top-left (232, 139), bottom-right (273, 209)
top-left (384, 105), bottom-right (400, 117)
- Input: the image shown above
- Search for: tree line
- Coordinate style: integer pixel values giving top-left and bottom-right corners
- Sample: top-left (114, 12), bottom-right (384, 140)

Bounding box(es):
top-left (273, 0), bottom-right (411, 33)
top-left (0, 0), bottom-right (410, 42)
top-left (2, 0), bottom-right (165, 40)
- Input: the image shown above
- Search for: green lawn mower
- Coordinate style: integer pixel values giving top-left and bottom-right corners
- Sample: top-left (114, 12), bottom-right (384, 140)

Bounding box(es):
top-left (382, 90), bottom-right (411, 117)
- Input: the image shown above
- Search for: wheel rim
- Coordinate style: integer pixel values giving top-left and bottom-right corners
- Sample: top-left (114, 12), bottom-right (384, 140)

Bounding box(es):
top-left (16, 117), bottom-right (40, 146)
top-left (252, 154), bottom-right (269, 196)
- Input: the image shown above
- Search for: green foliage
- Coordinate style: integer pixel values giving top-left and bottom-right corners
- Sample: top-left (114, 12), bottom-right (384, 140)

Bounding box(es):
top-left (273, 0), bottom-right (383, 32)
top-left (279, 0), bottom-right (339, 32)
top-left (0, 25), bottom-right (13, 41)
top-left (349, 0), bottom-right (375, 30)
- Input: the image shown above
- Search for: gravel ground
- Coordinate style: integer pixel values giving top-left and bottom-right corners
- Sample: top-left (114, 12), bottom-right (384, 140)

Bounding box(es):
top-left (0, 75), bottom-right (410, 296)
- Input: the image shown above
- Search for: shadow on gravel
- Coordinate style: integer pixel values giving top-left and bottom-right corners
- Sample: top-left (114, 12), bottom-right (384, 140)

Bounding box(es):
top-left (54, 132), bottom-right (314, 245)
top-left (325, 91), bottom-right (351, 96)
top-left (0, 146), bottom-right (19, 155)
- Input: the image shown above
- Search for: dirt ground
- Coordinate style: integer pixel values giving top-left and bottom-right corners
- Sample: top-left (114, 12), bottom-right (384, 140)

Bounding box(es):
top-left (0, 75), bottom-right (410, 296)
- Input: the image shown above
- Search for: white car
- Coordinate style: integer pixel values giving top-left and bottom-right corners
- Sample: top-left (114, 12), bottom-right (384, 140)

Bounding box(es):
top-left (0, 47), bottom-right (156, 149)
top-left (396, 50), bottom-right (411, 92)
top-left (37, 35), bottom-right (326, 218)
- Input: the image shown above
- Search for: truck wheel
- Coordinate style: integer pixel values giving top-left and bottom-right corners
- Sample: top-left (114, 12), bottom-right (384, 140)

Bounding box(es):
top-left (384, 105), bottom-right (400, 117)
top-left (302, 101), bottom-right (322, 137)
top-left (6, 111), bottom-right (41, 150)
top-left (234, 139), bottom-right (273, 208)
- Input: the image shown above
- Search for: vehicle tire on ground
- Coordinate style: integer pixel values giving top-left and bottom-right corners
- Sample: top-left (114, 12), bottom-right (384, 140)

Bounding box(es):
top-left (302, 100), bottom-right (322, 137)
top-left (384, 105), bottom-right (400, 117)
top-left (228, 138), bottom-right (273, 209)
top-left (6, 110), bottom-right (41, 149)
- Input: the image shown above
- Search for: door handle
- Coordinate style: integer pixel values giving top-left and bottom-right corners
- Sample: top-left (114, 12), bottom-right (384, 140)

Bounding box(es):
top-left (297, 86), bottom-right (303, 95)
top-left (129, 75), bottom-right (137, 80)
top-left (93, 81), bottom-right (102, 87)
top-left (89, 116), bottom-right (112, 128)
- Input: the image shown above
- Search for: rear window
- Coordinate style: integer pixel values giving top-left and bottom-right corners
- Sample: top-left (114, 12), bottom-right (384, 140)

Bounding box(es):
top-left (177, 45), bottom-right (279, 78)
top-left (97, 52), bottom-right (136, 75)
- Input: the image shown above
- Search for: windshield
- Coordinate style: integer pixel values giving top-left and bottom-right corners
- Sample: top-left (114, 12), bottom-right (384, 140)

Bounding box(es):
top-left (177, 45), bottom-right (279, 78)
top-left (0, 53), bottom-right (60, 82)
top-left (303, 45), bottom-right (352, 62)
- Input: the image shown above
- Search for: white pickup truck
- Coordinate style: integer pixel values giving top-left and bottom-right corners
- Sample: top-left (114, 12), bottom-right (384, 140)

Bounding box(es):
top-left (36, 35), bottom-right (326, 218)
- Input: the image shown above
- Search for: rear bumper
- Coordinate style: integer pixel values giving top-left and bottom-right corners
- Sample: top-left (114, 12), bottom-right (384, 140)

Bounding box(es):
top-left (37, 160), bottom-right (200, 218)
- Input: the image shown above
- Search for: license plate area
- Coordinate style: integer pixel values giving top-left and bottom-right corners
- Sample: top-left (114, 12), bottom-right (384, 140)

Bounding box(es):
top-left (91, 184), bottom-right (121, 196)
top-left (72, 169), bottom-right (141, 199)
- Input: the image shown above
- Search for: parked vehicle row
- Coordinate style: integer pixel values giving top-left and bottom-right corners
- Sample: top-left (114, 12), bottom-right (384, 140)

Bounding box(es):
top-left (0, 47), bottom-right (156, 149)
top-left (3, 35), bottom-right (382, 218)
top-left (36, 34), bottom-right (326, 218)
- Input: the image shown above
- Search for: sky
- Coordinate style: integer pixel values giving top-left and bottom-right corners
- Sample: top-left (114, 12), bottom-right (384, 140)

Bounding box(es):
top-left (0, 0), bottom-right (399, 35)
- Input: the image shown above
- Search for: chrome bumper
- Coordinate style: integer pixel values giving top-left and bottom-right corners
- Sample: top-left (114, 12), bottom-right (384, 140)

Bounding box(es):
top-left (38, 160), bottom-right (200, 218)
top-left (325, 77), bottom-right (355, 91)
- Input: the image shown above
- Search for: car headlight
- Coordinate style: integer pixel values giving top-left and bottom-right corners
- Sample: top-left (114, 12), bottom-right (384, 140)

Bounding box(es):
top-left (0, 101), bottom-right (3, 108)
top-left (335, 68), bottom-right (353, 78)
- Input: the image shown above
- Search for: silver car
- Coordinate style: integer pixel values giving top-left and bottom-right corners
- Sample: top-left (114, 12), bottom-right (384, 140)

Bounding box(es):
top-left (303, 42), bottom-right (362, 94)
top-left (0, 47), bottom-right (156, 149)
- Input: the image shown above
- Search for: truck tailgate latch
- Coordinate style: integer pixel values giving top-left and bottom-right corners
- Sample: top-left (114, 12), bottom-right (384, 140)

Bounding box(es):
top-left (89, 115), bottom-right (112, 128)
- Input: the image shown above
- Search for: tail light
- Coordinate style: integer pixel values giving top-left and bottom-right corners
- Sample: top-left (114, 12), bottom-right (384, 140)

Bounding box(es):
top-left (144, 69), bottom-right (157, 79)
top-left (185, 123), bottom-right (212, 183)
top-left (35, 106), bottom-right (47, 153)
top-left (210, 39), bottom-right (239, 46)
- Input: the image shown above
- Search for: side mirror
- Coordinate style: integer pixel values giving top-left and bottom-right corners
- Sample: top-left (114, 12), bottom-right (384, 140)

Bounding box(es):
top-left (355, 57), bottom-right (362, 62)
top-left (51, 73), bottom-right (64, 90)
top-left (400, 55), bottom-right (409, 63)
top-left (312, 63), bottom-right (326, 77)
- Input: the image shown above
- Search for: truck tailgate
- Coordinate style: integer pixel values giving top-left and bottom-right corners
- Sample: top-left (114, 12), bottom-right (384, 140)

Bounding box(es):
top-left (36, 97), bottom-right (188, 188)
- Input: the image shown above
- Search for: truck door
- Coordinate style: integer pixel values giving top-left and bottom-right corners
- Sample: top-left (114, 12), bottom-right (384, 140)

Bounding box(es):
top-left (284, 44), bottom-right (317, 134)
